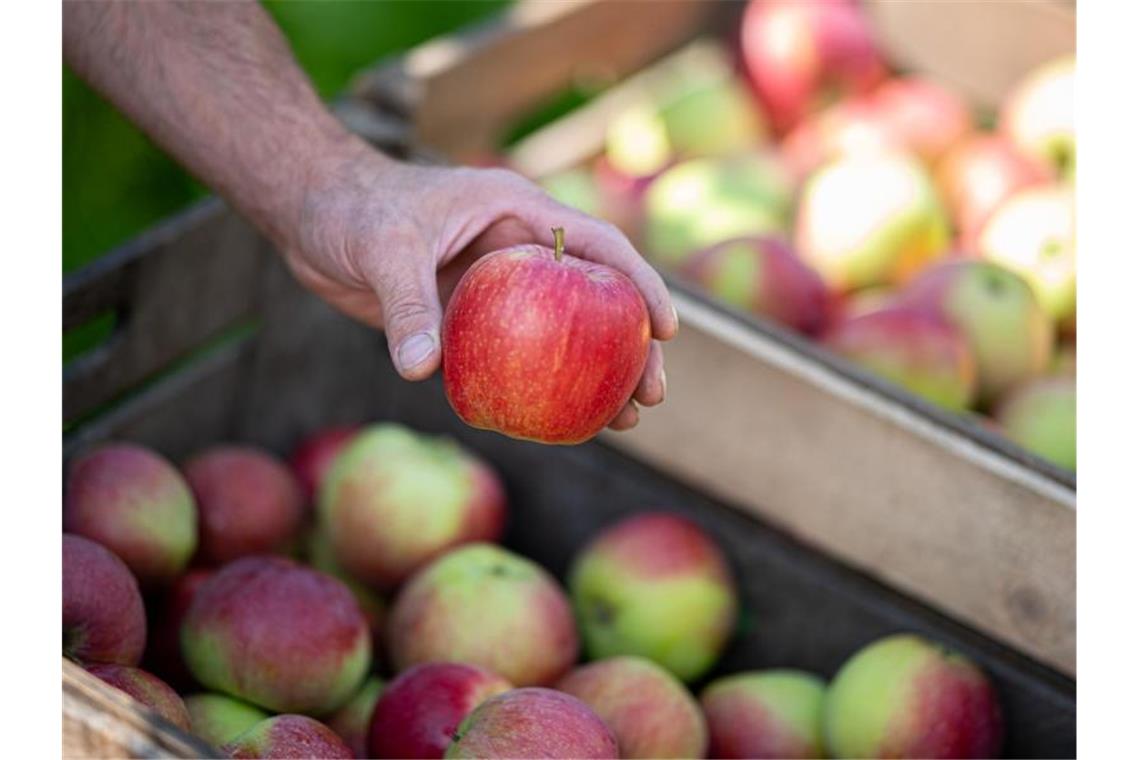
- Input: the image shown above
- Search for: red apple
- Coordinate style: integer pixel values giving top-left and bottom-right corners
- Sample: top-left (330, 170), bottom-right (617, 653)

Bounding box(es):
top-left (369, 662), bottom-right (513, 759)
top-left (679, 236), bottom-right (829, 335)
top-left (740, 0), bottom-right (884, 134)
top-left (873, 77), bottom-right (972, 165)
top-left (223, 715), bottom-right (353, 759)
top-left (327, 676), bottom-right (385, 758)
top-left (288, 426), bottom-right (360, 504)
top-left (937, 134), bottom-right (1051, 251)
top-left (86, 664), bottom-right (191, 731)
top-left (441, 234), bottom-right (650, 444)
top-left (446, 688), bottom-right (619, 759)
top-left (63, 534), bottom-right (146, 666)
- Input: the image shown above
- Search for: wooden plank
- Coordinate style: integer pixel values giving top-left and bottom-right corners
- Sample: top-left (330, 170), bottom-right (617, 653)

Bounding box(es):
top-left (603, 286), bottom-right (1075, 675)
top-left (351, 0), bottom-right (715, 159)
top-left (866, 0), bottom-right (1075, 111)
top-left (63, 659), bottom-right (212, 759)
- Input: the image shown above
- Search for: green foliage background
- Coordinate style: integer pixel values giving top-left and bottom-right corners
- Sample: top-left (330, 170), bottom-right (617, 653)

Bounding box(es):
top-left (63, 0), bottom-right (508, 274)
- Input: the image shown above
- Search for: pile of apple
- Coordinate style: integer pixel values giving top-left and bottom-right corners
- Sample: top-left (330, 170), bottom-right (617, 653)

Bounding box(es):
top-left (538, 0), bottom-right (1075, 472)
top-left (64, 428), bottom-right (1005, 759)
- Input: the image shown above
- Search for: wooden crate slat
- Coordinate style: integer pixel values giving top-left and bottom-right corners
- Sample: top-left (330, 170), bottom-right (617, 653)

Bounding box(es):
top-left (603, 288), bottom-right (1075, 675)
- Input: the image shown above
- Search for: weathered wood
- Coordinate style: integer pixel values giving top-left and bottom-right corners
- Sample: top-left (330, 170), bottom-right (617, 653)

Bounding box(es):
top-left (351, 0), bottom-right (716, 159)
top-left (865, 0), bottom-right (1074, 110)
top-left (63, 659), bottom-right (215, 759)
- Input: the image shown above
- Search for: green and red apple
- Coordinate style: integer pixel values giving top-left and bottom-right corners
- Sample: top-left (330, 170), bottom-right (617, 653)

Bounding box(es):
top-left (63, 533), bottom-right (147, 666)
top-left (701, 670), bottom-right (827, 759)
top-left (86, 663), bottom-right (192, 732)
top-left (1001, 56), bottom-right (1074, 179)
top-left (326, 676), bottom-right (385, 758)
top-left (223, 715), bottom-right (353, 759)
top-left (996, 375), bottom-right (1076, 471)
top-left (184, 693), bottom-right (270, 748)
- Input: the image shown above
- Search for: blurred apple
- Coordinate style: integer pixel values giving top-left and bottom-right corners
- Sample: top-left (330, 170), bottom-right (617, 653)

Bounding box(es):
top-left (897, 260), bottom-right (1054, 404)
top-left (541, 168), bottom-right (604, 218)
top-left (740, 0), bottom-right (884, 134)
top-left (606, 45), bottom-right (765, 178)
top-left (996, 375), bottom-right (1076, 471)
top-left (1001, 56), bottom-right (1074, 179)
top-left (679, 236), bottom-right (829, 334)
top-left (824, 307), bottom-right (978, 411)
top-left (643, 153), bottom-right (794, 268)
top-left (978, 184), bottom-right (1075, 325)
top-left (936, 134), bottom-right (1051, 250)
top-left (796, 152), bottom-right (950, 292)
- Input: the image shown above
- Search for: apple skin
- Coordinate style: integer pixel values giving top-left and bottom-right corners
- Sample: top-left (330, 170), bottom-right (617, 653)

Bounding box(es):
top-left (181, 556), bottom-right (370, 715)
top-left (65, 443), bottom-right (197, 588)
top-left (701, 670), bottom-right (827, 760)
top-left (1001, 56), bottom-right (1075, 179)
top-left (369, 662), bottom-right (513, 759)
top-left (568, 513), bottom-right (738, 683)
top-left (679, 236), bottom-right (829, 335)
top-left (872, 77), bottom-right (972, 165)
top-left (222, 715), bottom-right (353, 760)
top-left (556, 656), bottom-right (707, 759)
top-left (144, 568), bottom-right (213, 691)
top-left (978, 183), bottom-right (1075, 325)
top-left (184, 693), bottom-right (270, 748)
top-left (63, 533), bottom-right (147, 666)
top-left (936, 134), bottom-right (1051, 251)
top-left (445, 688), bottom-right (619, 759)
top-left (897, 260), bottom-right (1054, 404)
top-left (823, 634), bottom-right (1004, 759)
top-left (86, 663), bottom-right (192, 731)
top-left (541, 168), bottom-right (604, 219)
top-left (643, 153), bottom-right (795, 268)
top-left (288, 426), bottom-right (360, 505)
top-left (304, 528), bottom-right (388, 661)
top-left (442, 245), bottom-right (650, 445)
top-left (182, 446), bottom-right (304, 566)
top-left (388, 543), bottom-right (579, 687)
top-left (823, 307), bottom-right (978, 411)
top-left (326, 676), bottom-right (385, 759)
top-left (318, 423), bottom-right (506, 589)
top-left (740, 0), bottom-right (884, 134)
top-left (995, 375), bottom-right (1076, 471)
top-left (796, 152), bottom-right (951, 292)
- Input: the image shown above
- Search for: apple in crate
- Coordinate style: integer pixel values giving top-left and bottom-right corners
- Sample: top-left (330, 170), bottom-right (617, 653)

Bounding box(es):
top-left (442, 231), bottom-right (650, 445)
top-left (979, 183), bottom-right (1075, 325)
top-left (796, 153), bottom-right (950, 292)
top-left (996, 375), bottom-right (1076, 471)
top-left (679, 236), bottom-right (829, 335)
top-left (65, 442), bottom-right (197, 588)
top-left (541, 168), bottom-right (604, 218)
top-left (701, 670), bottom-right (827, 759)
top-left (873, 77), bottom-right (972, 165)
top-left (388, 543), bottom-right (579, 686)
top-left (144, 568), bottom-right (213, 691)
top-left (63, 533), bottom-right (146, 666)
top-left (183, 445), bottom-right (304, 565)
top-left (568, 513), bottom-right (738, 683)
top-left (643, 153), bottom-right (795, 268)
top-left (304, 528), bottom-right (387, 659)
top-left (936, 134), bottom-right (1051, 251)
top-left (223, 715), bottom-right (353, 759)
top-left (326, 676), bottom-right (385, 759)
top-left (446, 688), bottom-right (619, 759)
top-left (369, 662), bottom-right (512, 759)
top-left (181, 556), bottom-right (370, 715)
top-left (823, 307), bottom-right (978, 411)
top-left (318, 423), bottom-right (505, 589)
top-left (1001, 56), bottom-right (1075, 179)
top-left (823, 634), bottom-right (1004, 759)
top-left (557, 656), bottom-right (708, 759)
top-left (86, 663), bottom-right (192, 731)
top-left (184, 693), bottom-right (270, 748)
top-left (897, 260), bottom-right (1054, 404)
top-left (288, 425), bottom-right (359, 504)
top-left (740, 0), bottom-right (884, 134)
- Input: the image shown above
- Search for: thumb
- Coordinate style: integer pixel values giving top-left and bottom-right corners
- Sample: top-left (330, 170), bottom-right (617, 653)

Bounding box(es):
top-left (373, 256), bottom-right (443, 381)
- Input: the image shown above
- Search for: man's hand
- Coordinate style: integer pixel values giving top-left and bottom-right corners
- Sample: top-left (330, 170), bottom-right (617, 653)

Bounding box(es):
top-left (64, 1), bottom-right (676, 432)
top-left (284, 144), bottom-right (676, 430)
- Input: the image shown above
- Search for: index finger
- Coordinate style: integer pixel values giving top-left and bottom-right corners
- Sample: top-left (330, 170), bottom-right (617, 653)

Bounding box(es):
top-left (521, 202), bottom-right (678, 341)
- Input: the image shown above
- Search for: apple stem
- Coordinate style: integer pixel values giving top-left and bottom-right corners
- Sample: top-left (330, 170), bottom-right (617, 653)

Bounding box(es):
top-left (551, 227), bottom-right (565, 262)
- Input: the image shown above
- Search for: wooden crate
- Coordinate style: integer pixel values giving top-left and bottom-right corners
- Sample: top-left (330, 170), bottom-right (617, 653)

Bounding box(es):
top-left (63, 1), bottom-right (1075, 756)
top-left (350, 0), bottom-right (1077, 676)
top-left (64, 202), bottom-right (1073, 757)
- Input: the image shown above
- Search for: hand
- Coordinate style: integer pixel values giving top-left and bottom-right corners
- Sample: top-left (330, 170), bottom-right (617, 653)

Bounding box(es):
top-left (280, 141), bottom-right (678, 431)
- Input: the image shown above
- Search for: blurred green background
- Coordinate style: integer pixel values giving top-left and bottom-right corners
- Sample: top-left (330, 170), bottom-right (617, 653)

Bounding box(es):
top-left (63, 0), bottom-right (509, 274)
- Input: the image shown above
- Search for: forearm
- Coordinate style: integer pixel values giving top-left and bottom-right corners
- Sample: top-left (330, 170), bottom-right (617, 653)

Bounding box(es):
top-left (63, 0), bottom-right (373, 247)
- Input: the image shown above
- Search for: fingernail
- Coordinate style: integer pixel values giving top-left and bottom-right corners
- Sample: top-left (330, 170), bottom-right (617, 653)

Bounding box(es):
top-left (659, 369), bottom-right (667, 401)
top-left (397, 332), bottom-right (437, 373)
top-left (671, 304), bottom-right (680, 331)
